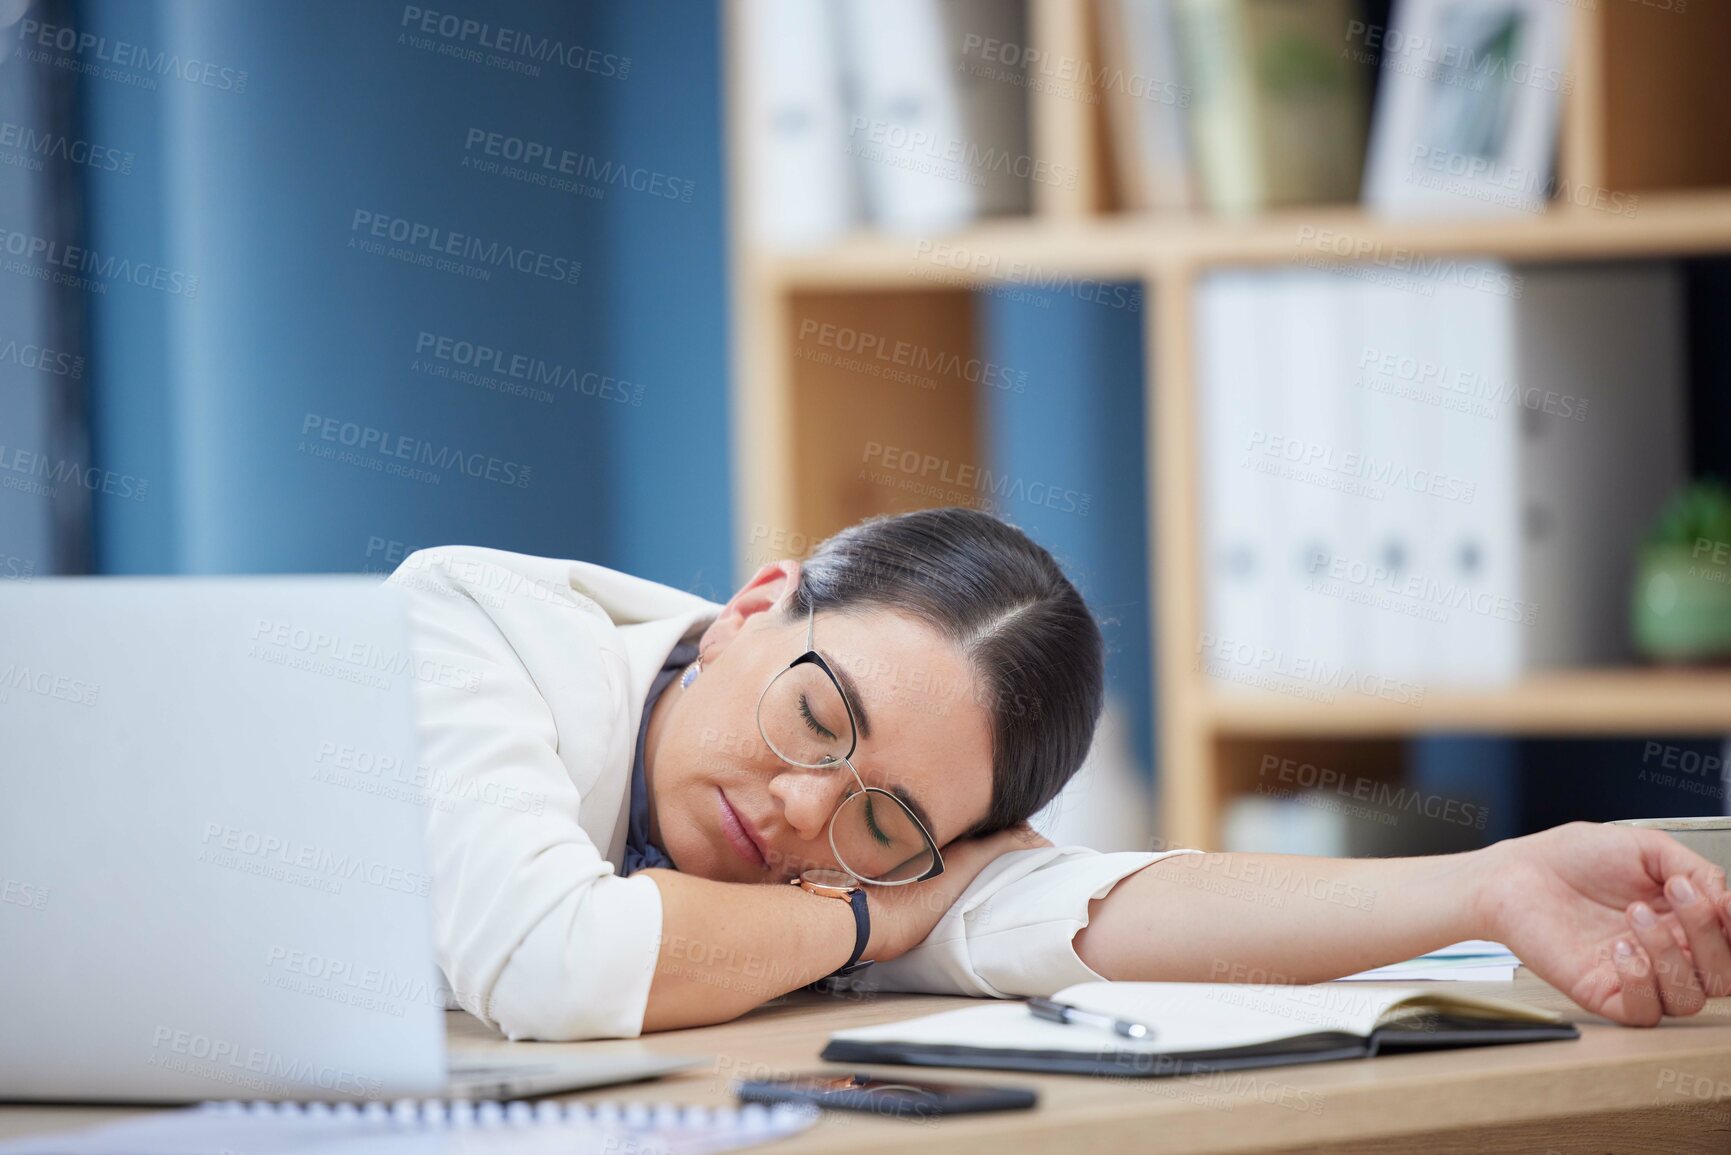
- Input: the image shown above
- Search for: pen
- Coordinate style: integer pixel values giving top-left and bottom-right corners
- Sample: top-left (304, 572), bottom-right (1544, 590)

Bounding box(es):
top-left (1028, 997), bottom-right (1156, 1041)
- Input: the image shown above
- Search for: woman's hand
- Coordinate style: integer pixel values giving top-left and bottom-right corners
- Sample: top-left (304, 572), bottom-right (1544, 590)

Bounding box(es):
top-left (864, 823), bottom-right (1052, 962)
top-left (1472, 821), bottom-right (1731, 1025)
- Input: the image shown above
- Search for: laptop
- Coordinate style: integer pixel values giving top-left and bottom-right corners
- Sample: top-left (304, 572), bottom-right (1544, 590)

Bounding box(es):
top-left (0, 577), bottom-right (697, 1103)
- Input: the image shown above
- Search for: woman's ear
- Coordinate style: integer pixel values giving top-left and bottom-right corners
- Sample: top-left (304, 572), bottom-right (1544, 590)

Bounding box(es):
top-left (697, 559), bottom-right (802, 662)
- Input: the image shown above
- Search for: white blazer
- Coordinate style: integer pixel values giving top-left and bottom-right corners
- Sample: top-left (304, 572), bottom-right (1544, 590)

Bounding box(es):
top-left (387, 545), bottom-right (1189, 1041)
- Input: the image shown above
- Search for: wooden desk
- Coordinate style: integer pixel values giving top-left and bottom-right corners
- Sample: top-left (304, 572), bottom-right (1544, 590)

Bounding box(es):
top-left (7, 975), bottom-right (1731, 1153)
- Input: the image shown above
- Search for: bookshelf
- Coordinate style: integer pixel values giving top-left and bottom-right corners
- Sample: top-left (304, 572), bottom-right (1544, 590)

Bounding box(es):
top-left (760, 190), bottom-right (1731, 287)
top-left (725, 1), bottom-right (1731, 849)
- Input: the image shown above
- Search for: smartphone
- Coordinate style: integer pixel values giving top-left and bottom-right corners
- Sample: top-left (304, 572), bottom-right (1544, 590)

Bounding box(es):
top-left (736, 1072), bottom-right (1037, 1119)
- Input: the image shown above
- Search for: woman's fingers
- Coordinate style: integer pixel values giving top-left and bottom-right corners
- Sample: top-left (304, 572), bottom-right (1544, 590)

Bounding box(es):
top-left (1628, 899), bottom-right (1706, 1016)
top-left (1665, 875), bottom-right (1731, 999)
top-left (1610, 937), bottom-right (1663, 1026)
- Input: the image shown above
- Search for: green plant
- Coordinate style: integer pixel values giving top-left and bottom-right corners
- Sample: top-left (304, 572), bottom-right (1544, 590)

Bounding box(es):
top-left (1645, 480), bottom-right (1731, 559)
top-left (1633, 480), bottom-right (1731, 662)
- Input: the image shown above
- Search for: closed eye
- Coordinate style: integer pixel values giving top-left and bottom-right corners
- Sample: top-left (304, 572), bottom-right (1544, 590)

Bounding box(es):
top-left (862, 794), bottom-right (894, 847)
top-left (798, 693), bottom-right (838, 741)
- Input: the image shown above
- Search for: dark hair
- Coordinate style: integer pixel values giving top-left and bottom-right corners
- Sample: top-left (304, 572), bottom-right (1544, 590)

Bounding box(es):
top-left (789, 507), bottom-right (1104, 837)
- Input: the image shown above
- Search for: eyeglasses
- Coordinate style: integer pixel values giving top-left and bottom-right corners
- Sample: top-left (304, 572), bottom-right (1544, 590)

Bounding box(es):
top-left (754, 603), bottom-right (945, 886)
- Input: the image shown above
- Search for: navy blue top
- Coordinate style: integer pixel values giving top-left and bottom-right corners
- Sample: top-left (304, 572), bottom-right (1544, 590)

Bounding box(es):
top-left (620, 640), bottom-right (698, 877)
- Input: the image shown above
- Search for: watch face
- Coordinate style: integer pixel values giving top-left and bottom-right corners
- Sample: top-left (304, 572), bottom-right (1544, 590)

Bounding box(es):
top-left (800, 868), bottom-right (855, 890)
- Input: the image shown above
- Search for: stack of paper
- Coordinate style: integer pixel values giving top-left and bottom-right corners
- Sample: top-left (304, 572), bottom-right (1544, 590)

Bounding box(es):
top-left (1339, 940), bottom-right (1520, 983)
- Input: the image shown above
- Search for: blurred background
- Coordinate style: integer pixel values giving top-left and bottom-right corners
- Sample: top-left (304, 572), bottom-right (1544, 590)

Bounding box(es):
top-left (3, 0), bottom-right (1729, 855)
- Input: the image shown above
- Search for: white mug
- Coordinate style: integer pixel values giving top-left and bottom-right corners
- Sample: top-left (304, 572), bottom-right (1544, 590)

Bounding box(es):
top-left (1613, 817), bottom-right (1731, 878)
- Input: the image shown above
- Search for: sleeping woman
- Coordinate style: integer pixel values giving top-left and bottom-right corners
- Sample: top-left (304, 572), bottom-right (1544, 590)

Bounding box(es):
top-left (387, 507), bottom-right (1731, 1040)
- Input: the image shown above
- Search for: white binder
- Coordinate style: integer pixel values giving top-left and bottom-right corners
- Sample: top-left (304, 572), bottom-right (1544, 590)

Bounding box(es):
top-left (838, 0), bottom-right (976, 233)
top-left (1432, 271), bottom-right (1522, 684)
top-left (1198, 271), bottom-right (1282, 686)
top-left (1357, 280), bottom-right (1435, 686)
top-left (1274, 269), bottom-right (1353, 681)
top-left (740, 0), bottom-right (858, 249)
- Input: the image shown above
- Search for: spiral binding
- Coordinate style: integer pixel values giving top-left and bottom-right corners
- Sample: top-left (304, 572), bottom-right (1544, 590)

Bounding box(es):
top-left (195, 1098), bottom-right (816, 1132)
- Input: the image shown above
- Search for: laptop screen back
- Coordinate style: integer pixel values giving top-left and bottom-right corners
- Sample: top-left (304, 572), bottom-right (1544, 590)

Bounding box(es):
top-left (0, 578), bottom-right (446, 1102)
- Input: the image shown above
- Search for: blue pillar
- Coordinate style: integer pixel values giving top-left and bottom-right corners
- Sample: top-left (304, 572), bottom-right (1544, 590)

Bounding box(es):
top-left (977, 283), bottom-right (1155, 774)
top-left (79, 0), bottom-right (633, 574)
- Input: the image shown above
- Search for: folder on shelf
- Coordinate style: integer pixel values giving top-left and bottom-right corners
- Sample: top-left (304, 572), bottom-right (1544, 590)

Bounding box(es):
top-left (1417, 269), bottom-right (1523, 685)
top-left (1198, 271), bottom-right (1284, 676)
top-left (1097, 0), bottom-right (1196, 212)
top-left (1457, 273), bottom-right (1525, 683)
top-left (944, 0), bottom-right (1034, 219)
top-left (1198, 262), bottom-right (1687, 692)
top-left (738, 0), bottom-right (858, 249)
top-left (839, 0), bottom-right (1030, 233)
top-left (1350, 275), bottom-right (1431, 686)
top-left (1174, 0), bottom-right (1368, 213)
top-left (1274, 270), bottom-right (1354, 677)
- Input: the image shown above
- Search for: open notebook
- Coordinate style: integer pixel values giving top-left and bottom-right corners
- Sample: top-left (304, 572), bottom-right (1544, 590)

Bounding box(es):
top-left (823, 982), bottom-right (1578, 1077)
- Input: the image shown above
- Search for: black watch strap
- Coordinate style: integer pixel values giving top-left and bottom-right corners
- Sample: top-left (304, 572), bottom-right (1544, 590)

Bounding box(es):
top-left (830, 888), bottom-right (872, 979)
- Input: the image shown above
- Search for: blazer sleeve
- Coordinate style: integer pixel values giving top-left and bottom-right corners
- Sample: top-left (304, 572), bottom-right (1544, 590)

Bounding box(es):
top-left (387, 548), bottom-right (664, 1042)
top-left (858, 845), bottom-right (1201, 997)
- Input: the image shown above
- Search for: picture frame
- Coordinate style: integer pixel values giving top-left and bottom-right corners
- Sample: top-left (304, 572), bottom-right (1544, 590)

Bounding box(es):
top-left (1361, 0), bottom-right (1572, 216)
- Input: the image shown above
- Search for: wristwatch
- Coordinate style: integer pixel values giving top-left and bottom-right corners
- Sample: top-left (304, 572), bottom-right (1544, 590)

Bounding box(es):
top-left (791, 868), bottom-right (873, 979)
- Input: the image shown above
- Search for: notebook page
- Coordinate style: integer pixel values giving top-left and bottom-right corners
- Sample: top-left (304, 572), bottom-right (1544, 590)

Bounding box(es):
top-left (1055, 982), bottom-right (1419, 1045)
top-left (1061, 983), bottom-right (1564, 1036)
top-left (831, 1003), bottom-right (1160, 1056)
top-left (1374, 992), bottom-right (1563, 1027)
top-left (832, 984), bottom-right (1418, 1058)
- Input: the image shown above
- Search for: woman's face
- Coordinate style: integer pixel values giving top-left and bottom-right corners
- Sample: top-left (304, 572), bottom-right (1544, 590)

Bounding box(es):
top-left (643, 564), bottom-right (996, 885)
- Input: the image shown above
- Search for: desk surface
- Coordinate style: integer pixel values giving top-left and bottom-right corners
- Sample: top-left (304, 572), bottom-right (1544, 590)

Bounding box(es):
top-left (8, 974), bottom-right (1731, 1154)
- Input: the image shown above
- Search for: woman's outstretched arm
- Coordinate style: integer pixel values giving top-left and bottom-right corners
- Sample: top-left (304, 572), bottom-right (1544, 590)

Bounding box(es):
top-left (1073, 848), bottom-right (1479, 984)
top-left (1075, 822), bottom-right (1731, 1026)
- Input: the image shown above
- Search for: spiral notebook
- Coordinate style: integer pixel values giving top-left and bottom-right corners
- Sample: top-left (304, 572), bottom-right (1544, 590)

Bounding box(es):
top-left (0, 1097), bottom-right (819, 1155)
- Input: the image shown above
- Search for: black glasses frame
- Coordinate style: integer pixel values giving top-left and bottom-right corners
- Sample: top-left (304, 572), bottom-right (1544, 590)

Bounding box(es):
top-left (754, 603), bottom-right (946, 887)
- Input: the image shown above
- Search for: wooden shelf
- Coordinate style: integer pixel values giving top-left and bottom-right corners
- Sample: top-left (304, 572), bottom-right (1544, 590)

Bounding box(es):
top-left (728, 0), bottom-right (1731, 848)
top-left (1204, 670), bottom-right (1731, 738)
top-left (757, 190), bottom-right (1731, 289)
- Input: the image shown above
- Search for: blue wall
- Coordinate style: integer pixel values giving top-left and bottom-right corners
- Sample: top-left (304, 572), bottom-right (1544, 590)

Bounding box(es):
top-left (587, 3), bottom-right (734, 599)
top-left (0, 19), bottom-right (59, 577)
top-left (77, 0), bottom-right (730, 588)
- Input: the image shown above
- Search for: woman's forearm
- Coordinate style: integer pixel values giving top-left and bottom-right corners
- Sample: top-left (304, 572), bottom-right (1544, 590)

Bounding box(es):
top-left (638, 868), bottom-right (857, 1032)
top-left (644, 845), bottom-right (1498, 1029)
top-left (1073, 848), bottom-right (1493, 984)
